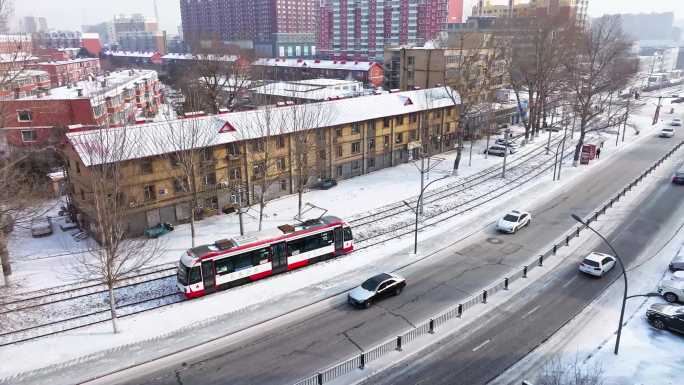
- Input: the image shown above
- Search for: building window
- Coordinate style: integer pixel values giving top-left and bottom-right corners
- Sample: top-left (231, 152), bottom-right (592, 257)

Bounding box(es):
top-left (368, 138), bottom-right (375, 150)
top-left (20, 130), bottom-right (37, 142)
top-left (407, 56), bottom-right (415, 66)
top-left (368, 157), bottom-right (375, 168)
top-left (383, 117), bottom-right (391, 128)
top-left (335, 127), bottom-right (343, 137)
top-left (251, 140), bottom-right (264, 152)
top-left (169, 153), bottom-right (181, 167)
top-left (140, 159), bottom-right (153, 174)
top-left (319, 150), bottom-right (326, 160)
top-left (253, 162), bottom-right (265, 178)
top-left (410, 113), bottom-right (418, 123)
top-left (317, 129), bottom-right (325, 141)
top-left (280, 180), bottom-right (287, 191)
top-left (17, 110), bottom-right (32, 122)
top-left (203, 172), bottom-right (216, 186)
top-left (336, 145), bottom-right (343, 157)
top-left (407, 71), bottom-right (414, 81)
top-left (384, 135), bottom-right (390, 147)
top-left (227, 143), bottom-right (240, 156)
top-left (143, 185), bottom-right (156, 201)
top-left (80, 189), bottom-right (85, 201)
top-left (351, 123), bottom-right (360, 134)
top-left (351, 141), bottom-right (361, 154)
top-left (433, 109), bottom-right (442, 119)
top-left (409, 130), bottom-right (417, 141)
top-left (276, 136), bottom-right (286, 148)
top-left (336, 165), bottom-right (343, 177)
top-left (396, 116), bottom-right (404, 125)
top-left (395, 133), bottom-right (403, 144)
top-left (76, 162), bottom-right (81, 174)
top-left (173, 178), bottom-right (187, 193)
top-left (229, 167), bottom-right (241, 180)
top-left (201, 148), bottom-right (214, 162)
top-left (352, 160), bottom-right (360, 170)
top-left (276, 157), bottom-right (286, 171)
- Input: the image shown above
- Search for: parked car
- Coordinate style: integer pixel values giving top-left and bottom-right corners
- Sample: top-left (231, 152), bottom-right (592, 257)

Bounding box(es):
top-left (578, 252), bottom-right (616, 277)
top-left (670, 251), bottom-right (684, 272)
top-left (314, 178), bottom-right (338, 190)
top-left (30, 217), bottom-right (53, 237)
top-left (348, 273), bottom-right (406, 308)
top-left (496, 210), bottom-right (531, 234)
top-left (495, 138), bottom-right (518, 148)
top-left (660, 127), bottom-right (675, 138)
top-left (658, 278), bottom-right (684, 303)
top-left (672, 97), bottom-right (684, 104)
top-left (672, 168), bottom-right (684, 184)
top-left (144, 222), bottom-right (174, 239)
top-left (671, 118), bottom-right (682, 127)
top-left (673, 271), bottom-right (684, 280)
top-left (485, 144), bottom-right (515, 156)
top-left (646, 303), bottom-right (684, 333)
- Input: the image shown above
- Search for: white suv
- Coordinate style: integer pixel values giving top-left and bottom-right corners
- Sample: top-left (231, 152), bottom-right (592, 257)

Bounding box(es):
top-left (658, 278), bottom-right (684, 303)
top-left (579, 252), bottom-right (616, 277)
top-left (660, 126), bottom-right (675, 138)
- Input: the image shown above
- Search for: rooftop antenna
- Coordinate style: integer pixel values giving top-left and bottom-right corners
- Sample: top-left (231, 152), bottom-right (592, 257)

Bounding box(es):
top-left (153, 0), bottom-right (160, 24)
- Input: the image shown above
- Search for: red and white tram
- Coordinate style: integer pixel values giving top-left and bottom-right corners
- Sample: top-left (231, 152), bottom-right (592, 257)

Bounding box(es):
top-left (177, 216), bottom-right (353, 298)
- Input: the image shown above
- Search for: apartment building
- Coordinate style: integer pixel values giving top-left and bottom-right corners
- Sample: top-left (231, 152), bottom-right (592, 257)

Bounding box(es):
top-left (472, 0), bottom-right (588, 26)
top-left (317, 0), bottom-right (449, 62)
top-left (64, 87), bottom-right (460, 236)
top-left (1, 69), bottom-right (162, 148)
top-left (0, 70), bottom-right (51, 100)
top-left (27, 58), bottom-right (102, 87)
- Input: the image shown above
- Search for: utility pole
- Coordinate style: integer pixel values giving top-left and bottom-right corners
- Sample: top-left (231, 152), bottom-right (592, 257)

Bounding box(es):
top-left (502, 129), bottom-right (510, 178)
top-left (622, 97), bottom-right (629, 143)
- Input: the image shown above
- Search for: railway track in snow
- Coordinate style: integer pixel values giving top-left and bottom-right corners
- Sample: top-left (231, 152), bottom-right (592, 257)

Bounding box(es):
top-left (0, 132), bottom-right (569, 345)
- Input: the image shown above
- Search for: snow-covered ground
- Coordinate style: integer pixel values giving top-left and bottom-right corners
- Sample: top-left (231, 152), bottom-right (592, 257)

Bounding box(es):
top-left (0, 88), bottom-right (680, 382)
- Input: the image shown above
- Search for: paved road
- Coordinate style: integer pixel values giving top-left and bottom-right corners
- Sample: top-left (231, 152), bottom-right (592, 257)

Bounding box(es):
top-left (107, 132), bottom-right (683, 385)
top-left (360, 155), bottom-right (684, 385)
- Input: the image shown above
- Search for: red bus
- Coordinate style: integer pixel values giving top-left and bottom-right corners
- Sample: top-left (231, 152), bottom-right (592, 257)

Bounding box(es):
top-left (177, 216), bottom-right (353, 298)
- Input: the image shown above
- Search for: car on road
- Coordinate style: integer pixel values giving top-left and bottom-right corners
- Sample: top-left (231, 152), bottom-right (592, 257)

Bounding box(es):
top-left (646, 303), bottom-right (684, 333)
top-left (672, 168), bottom-right (684, 185)
top-left (30, 217), bottom-right (53, 237)
top-left (660, 127), bottom-right (675, 138)
top-left (496, 210), bottom-right (531, 234)
top-left (348, 273), bottom-right (406, 308)
top-left (578, 252), bottom-right (616, 277)
top-left (671, 118), bottom-right (682, 127)
top-left (314, 178), bottom-right (338, 190)
top-left (673, 97), bottom-right (684, 104)
top-left (658, 278), bottom-right (684, 303)
top-left (495, 138), bottom-right (518, 148)
top-left (485, 144), bottom-right (516, 156)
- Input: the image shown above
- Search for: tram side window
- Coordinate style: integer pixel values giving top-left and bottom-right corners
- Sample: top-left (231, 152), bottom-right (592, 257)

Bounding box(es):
top-left (234, 254), bottom-right (253, 271)
top-left (288, 238), bottom-right (306, 256)
top-left (215, 258), bottom-right (234, 275)
top-left (188, 266), bottom-right (202, 284)
top-left (251, 248), bottom-right (270, 265)
top-left (289, 232), bottom-right (334, 256)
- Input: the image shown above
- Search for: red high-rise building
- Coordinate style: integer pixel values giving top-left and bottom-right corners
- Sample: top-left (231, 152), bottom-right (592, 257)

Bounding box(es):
top-left (448, 0), bottom-right (464, 23)
top-left (180, 0), bottom-right (317, 57)
top-left (317, 0), bottom-right (448, 62)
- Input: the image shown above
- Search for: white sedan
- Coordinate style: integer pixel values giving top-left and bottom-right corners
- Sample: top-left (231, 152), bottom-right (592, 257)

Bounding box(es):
top-left (496, 210), bottom-right (531, 234)
top-left (579, 252), bottom-right (617, 277)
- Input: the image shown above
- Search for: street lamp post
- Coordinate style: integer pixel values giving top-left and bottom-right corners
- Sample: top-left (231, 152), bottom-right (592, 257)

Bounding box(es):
top-left (571, 214), bottom-right (628, 355)
top-left (405, 176), bottom-right (449, 255)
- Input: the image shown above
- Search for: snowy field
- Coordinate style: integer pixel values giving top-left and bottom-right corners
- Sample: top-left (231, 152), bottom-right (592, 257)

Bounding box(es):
top-left (0, 86), bottom-right (682, 382)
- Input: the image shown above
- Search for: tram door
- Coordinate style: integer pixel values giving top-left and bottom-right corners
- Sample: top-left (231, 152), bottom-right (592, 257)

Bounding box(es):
top-left (201, 260), bottom-right (216, 294)
top-left (271, 242), bottom-right (288, 274)
top-left (334, 227), bottom-right (344, 254)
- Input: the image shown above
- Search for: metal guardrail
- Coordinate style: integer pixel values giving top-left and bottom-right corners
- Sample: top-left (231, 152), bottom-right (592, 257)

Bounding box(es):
top-left (292, 140), bottom-right (684, 385)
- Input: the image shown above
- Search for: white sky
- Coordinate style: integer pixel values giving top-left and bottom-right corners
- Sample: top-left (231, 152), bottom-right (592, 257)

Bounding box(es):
top-left (12, 0), bottom-right (684, 35)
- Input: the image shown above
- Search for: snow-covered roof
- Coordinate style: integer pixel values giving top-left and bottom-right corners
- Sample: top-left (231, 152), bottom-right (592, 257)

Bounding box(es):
top-left (104, 51), bottom-right (157, 58)
top-left (0, 53), bottom-right (37, 63)
top-left (161, 53), bottom-right (238, 62)
top-left (251, 79), bottom-right (366, 101)
top-left (32, 57), bottom-right (99, 66)
top-left (81, 33), bottom-right (100, 40)
top-left (18, 69), bottom-right (157, 101)
top-left (67, 87), bottom-right (460, 167)
top-left (253, 58), bottom-right (378, 71)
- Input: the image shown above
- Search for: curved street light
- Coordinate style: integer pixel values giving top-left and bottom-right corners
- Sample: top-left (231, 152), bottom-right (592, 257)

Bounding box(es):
top-left (571, 213), bottom-right (628, 355)
top-left (404, 175), bottom-right (449, 255)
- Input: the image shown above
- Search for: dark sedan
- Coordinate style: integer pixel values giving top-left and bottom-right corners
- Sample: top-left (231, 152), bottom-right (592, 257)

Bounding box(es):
top-left (348, 273), bottom-right (406, 308)
top-left (673, 169), bottom-right (684, 185)
top-left (314, 178), bottom-right (338, 190)
top-left (646, 303), bottom-right (684, 334)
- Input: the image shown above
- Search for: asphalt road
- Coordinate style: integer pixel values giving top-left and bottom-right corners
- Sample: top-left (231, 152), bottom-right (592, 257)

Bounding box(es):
top-left (360, 153), bottom-right (684, 385)
top-left (107, 131), bottom-right (684, 385)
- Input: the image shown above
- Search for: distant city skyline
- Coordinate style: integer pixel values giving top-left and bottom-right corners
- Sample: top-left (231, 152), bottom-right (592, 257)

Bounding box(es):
top-left (11, 0), bottom-right (683, 36)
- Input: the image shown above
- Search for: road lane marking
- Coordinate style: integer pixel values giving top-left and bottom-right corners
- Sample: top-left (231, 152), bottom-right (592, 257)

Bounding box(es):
top-left (521, 305), bottom-right (541, 320)
top-left (472, 339), bottom-right (491, 352)
top-left (562, 276), bottom-right (579, 288)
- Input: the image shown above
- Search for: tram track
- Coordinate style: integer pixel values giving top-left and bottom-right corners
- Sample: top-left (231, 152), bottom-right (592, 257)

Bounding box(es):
top-left (0, 132), bottom-right (570, 345)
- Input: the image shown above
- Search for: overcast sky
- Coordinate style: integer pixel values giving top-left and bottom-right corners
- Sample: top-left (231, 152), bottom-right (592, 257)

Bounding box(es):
top-left (12, 0), bottom-right (683, 35)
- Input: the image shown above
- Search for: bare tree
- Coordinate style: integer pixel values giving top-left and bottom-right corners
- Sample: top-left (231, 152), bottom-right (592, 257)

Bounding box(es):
top-left (536, 354), bottom-right (605, 385)
top-left (563, 16), bottom-right (637, 165)
top-left (440, 31), bottom-right (505, 173)
top-left (154, 92), bottom-right (219, 247)
top-left (286, 101), bottom-right (332, 219)
top-left (68, 127), bottom-right (160, 333)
